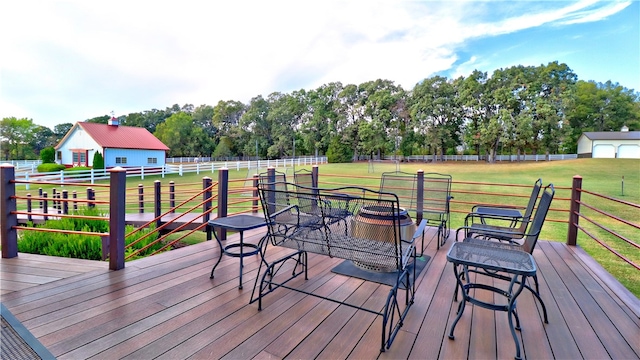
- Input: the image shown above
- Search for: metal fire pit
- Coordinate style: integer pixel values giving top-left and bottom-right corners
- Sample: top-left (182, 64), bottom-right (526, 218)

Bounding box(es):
top-left (351, 205), bottom-right (415, 272)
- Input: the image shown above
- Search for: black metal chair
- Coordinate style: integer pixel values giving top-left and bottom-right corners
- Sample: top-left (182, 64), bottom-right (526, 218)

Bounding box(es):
top-left (455, 183), bottom-right (555, 324)
top-left (463, 178), bottom-right (542, 244)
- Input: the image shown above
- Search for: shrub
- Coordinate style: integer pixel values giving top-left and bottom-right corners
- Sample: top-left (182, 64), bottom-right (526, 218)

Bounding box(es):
top-left (37, 163), bottom-right (66, 172)
top-left (17, 207), bottom-right (164, 260)
top-left (40, 147), bottom-right (55, 163)
top-left (93, 151), bottom-right (104, 169)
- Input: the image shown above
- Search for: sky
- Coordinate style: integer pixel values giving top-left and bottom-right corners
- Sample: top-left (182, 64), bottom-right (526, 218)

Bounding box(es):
top-left (1, 0), bottom-right (638, 130)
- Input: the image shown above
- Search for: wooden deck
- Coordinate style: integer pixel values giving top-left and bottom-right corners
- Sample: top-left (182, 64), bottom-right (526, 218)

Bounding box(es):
top-left (1, 227), bottom-right (639, 359)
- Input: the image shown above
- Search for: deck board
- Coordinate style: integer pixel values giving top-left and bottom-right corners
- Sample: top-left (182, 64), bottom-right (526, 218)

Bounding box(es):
top-left (1, 226), bottom-right (639, 360)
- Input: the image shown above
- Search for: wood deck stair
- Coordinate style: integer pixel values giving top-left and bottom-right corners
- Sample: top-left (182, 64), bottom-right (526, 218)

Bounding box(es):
top-left (1, 227), bottom-right (638, 359)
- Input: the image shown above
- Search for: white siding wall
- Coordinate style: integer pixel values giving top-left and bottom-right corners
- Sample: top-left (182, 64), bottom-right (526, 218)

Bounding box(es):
top-left (576, 136), bottom-right (592, 155)
top-left (57, 126), bottom-right (102, 166)
top-left (104, 149), bottom-right (166, 167)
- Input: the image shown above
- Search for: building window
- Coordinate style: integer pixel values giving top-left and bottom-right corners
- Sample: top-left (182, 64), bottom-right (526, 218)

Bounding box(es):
top-left (80, 153), bottom-right (86, 164)
top-left (148, 157), bottom-right (157, 164)
top-left (116, 157), bottom-right (128, 164)
top-left (73, 152), bottom-right (79, 163)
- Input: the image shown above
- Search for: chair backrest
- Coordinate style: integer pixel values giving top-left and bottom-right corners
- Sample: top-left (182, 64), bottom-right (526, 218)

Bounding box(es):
top-left (522, 178), bottom-right (543, 221)
top-left (294, 168), bottom-right (316, 189)
top-left (258, 170), bottom-right (287, 187)
top-left (422, 172), bottom-right (453, 215)
top-left (522, 184), bottom-right (555, 254)
top-left (379, 171), bottom-right (417, 212)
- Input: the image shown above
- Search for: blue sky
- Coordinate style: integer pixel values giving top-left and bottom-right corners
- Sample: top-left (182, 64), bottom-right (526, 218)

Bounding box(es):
top-left (1, 0), bottom-right (638, 130)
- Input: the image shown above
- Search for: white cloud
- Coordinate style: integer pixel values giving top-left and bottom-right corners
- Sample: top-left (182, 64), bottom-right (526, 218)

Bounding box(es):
top-left (0, 0), bottom-right (634, 128)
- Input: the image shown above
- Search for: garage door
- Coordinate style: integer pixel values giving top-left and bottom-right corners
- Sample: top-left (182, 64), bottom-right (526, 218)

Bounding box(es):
top-left (592, 144), bottom-right (616, 158)
top-left (618, 145), bottom-right (640, 159)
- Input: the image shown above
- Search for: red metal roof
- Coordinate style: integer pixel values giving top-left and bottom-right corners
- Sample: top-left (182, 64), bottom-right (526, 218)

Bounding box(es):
top-left (77, 122), bottom-right (170, 151)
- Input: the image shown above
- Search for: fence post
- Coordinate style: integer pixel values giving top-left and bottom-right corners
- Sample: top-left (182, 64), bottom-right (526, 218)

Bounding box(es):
top-left (141, 166), bottom-right (145, 180)
top-left (73, 191), bottom-right (78, 211)
top-left (567, 175), bottom-right (582, 246)
top-left (25, 173), bottom-right (29, 190)
top-left (203, 177), bottom-right (212, 240)
top-left (169, 181), bottom-right (175, 213)
top-left (60, 170), bottom-right (64, 186)
top-left (1, 164), bottom-right (18, 258)
top-left (42, 192), bottom-right (48, 221)
top-left (109, 167), bottom-right (126, 270)
top-left (87, 188), bottom-right (95, 208)
top-left (39, 187), bottom-right (43, 210)
top-left (154, 180), bottom-right (161, 229)
top-left (416, 169), bottom-right (424, 224)
top-left (138, 184), bottom-right (144, 214)
top-left (91, 169), bottom-right (95, 184)
top-left (217, 168), bottom-right (229, 241)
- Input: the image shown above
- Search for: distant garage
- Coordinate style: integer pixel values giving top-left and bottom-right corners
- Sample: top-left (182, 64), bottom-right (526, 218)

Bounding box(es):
top-left (577, 128), bottom-right (640, 159)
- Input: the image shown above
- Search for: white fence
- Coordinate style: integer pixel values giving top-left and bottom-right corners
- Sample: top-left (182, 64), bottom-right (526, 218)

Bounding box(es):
top-left (371, 154), bottom-right (578, 162)
top-left (12, 157), bottom-right (327, 189)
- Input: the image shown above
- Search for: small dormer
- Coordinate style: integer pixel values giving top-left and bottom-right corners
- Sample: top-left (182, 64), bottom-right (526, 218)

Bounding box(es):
top-left (108, 116), bottom-right (119, 126)
top-left (621, 125), bottom-right (629, 132)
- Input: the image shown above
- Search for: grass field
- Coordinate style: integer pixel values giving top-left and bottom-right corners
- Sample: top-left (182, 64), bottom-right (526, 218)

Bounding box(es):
top-left (12, 158), bottom-right (640, 297)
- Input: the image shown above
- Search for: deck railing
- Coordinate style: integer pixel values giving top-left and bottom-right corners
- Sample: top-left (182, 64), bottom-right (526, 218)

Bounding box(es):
top-left (2, 164), bottom-right (638, 283)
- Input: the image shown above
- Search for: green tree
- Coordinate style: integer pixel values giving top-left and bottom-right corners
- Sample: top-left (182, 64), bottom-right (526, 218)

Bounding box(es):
top-left (86, 115), bottom-right (110, 124)
top-left (32, 125), bottom-right (56, 155)
top-left (566, 80), bottom-right (639, 152)
top-left (212, 136), bottom-right (234, 159)
top-left (239, 96), bottom-right (271, 158)
top-left (326, 136), bottom-right (353, 163)
top-left (40, 147), bottom-right (55, 163)
top-left (53, 123), bottom-right (73, 142)
top-left (93, 151), bottom-right (104, 169)
top-left (154, 112), bottom-right (213, 157)
top-left (1, 117), bottom-right (37, 160)
top-left (409, 76), bottom-right (463, 161)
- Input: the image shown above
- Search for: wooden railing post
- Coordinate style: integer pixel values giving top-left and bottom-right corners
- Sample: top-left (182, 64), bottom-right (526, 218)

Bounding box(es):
top-left (312, 165), bottom-right (319, 188)
top-left (203, 177), bottom-right (212, 240)
top-left (62, 190), bottom-right (69, 214)
top-left (42, 192), bottom-right (48, 221)
top-left (567, 175), bottom-right (583, 246)
top-left (154, 180), bottom-right (161, 229)
top-left (216, 168), bottom-right (229, 240)
top-left (416, 169), bottom-right (424, 224)
top-left (1, 164), bottom-right (18, 258)
top-left (252, 174), bottom-right (259, 214)
top-left (26, 193), bottom-right (32, 222)
top-left (73, 191), bottom-right (78, 211)
top-left (138, 184), bottom-right (144, 214)
top-left (169, 181), bottom-right (176, 213)
top-left (109, 167), bottom-right (126, 270)
top-left (87, 188), bottom-right (95, 208)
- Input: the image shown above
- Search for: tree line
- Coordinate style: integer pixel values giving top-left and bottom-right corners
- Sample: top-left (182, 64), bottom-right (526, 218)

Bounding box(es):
top-left (2, 61), bottom-right (639, 163)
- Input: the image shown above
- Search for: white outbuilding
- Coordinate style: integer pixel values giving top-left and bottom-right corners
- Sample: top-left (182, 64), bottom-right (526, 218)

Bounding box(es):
top-left (577, 127), bottom-right (640, 159)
